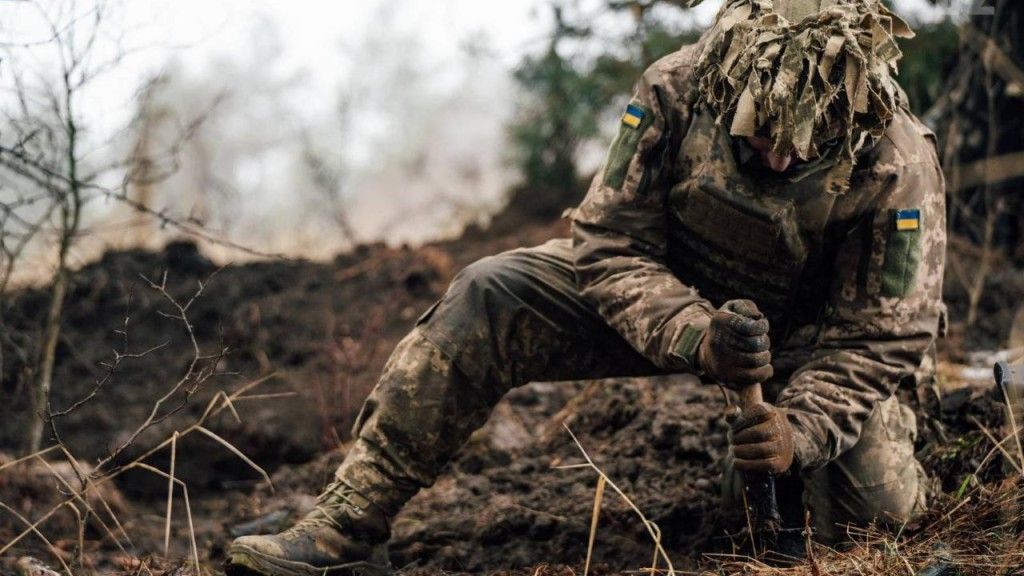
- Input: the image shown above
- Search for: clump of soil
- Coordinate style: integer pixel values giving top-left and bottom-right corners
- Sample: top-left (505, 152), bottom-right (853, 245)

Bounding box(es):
top-left (233, 377), bottom-right (732, 573)
top-left (393, 377), bottom-right (731, 572)
top-left (2, 205), bottom-right (1022, 575)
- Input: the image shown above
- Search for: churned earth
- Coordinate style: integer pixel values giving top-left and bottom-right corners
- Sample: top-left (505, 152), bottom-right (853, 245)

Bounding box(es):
top-left (1, 204), bottom-right (1021, 575)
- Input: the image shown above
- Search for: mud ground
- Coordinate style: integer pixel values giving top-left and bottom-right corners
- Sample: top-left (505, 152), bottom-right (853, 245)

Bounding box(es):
top-left (230, 376), bottom-right (733, 573)
top-left (1, 209), bottom-right (1020, 575)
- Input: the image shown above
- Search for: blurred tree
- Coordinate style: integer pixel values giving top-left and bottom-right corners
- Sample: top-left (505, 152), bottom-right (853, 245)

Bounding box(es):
top-left (925, 0), bottom-right (1024, 327)
top-left (897, 19), bottom-right (960, 114)
top-left (505, 0), bottom-right (956, 225)
top-left (0, 1), bottom-right (113, 454)
top-left (506, 4), bottom-right (603, 221)
top-left (505, 1), bottom-right (701, 226)
top-left (0, 1), bottom-right (231, 454)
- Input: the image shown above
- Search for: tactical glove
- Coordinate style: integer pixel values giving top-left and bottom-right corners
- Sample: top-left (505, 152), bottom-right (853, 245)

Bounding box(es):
top-left (730, 402), bottom-right (795, 475)
top-left (697, 299), bottom-right (773, 387)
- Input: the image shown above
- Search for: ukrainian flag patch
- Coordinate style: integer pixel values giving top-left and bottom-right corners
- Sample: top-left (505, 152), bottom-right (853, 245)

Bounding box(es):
top-left (622, 104), bottom-right (646, 129)
top-left (895, 209), bottom-right (921, 231)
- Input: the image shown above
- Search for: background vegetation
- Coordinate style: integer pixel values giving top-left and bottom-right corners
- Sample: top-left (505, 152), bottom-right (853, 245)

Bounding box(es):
top-left (506, 0), bottom-right (961, 216)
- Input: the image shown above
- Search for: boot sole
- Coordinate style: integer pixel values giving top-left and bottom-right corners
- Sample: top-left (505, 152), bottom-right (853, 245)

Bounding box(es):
top-left (225, 543), bottom-right (392, 576)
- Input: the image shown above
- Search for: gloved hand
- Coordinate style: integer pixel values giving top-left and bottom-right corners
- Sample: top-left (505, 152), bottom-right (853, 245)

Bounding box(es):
top-left (697, 299), bottom-right (773, 388)
top-left (730, 402), bottom-right (795, 475)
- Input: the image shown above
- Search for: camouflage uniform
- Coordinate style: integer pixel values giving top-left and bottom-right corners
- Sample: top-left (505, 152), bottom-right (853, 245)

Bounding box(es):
top-left (234, 3), bottom-right (946, 564)
top-left (334, 39), bottom-right (945, 542)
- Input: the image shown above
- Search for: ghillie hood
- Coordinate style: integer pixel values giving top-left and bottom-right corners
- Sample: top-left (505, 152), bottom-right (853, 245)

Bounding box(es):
top-left (688, 0), bottom-right (914, 168)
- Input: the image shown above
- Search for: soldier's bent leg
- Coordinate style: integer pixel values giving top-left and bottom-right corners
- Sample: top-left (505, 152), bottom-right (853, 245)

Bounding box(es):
top-left (802, 396), bottom-right (928, 543)
top-left (227, 239), bottom-right (657, 575)
top-left (721, 396), bottom-right (927, 547)
top-left (337, 238), bottom-right (659, 516)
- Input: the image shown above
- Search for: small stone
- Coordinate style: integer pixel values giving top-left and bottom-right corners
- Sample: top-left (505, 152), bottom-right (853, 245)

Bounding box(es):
top-left (16, 557), bottom-right (61, 576)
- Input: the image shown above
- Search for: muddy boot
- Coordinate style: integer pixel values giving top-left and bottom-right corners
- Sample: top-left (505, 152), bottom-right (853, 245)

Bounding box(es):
top-left (225, 481), bottom-right (391, 576)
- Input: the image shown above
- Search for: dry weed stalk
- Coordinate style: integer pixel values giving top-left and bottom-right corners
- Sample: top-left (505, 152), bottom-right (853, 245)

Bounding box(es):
top-left (583, 475), bottom-right (607, 576)
top-left (561, 424), bottom-right (677, 576)
top-left (314, 311), bottom-right (385, 449)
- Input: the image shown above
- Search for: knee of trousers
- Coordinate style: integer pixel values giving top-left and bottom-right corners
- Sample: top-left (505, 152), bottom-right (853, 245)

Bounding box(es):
top-left (446, 253), bottom-right (535, 311)
top-left (418, 252), bottom-right (547, 375)
top-left (803, 397), bottom-right (928, 543)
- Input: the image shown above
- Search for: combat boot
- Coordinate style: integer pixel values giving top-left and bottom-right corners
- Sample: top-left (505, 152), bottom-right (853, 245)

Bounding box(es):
top-left (225, 480), bottom-right (391, 576)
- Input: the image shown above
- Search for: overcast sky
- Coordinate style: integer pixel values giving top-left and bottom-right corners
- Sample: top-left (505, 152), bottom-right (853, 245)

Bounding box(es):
top-left (0, 0), bottom-right (958, 273)
top-left (2, 0), bottom-right (954, 161)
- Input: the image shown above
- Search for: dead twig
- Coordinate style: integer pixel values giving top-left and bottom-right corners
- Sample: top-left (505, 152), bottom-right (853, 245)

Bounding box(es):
top-left (563, 424), bottom-right (676, 576)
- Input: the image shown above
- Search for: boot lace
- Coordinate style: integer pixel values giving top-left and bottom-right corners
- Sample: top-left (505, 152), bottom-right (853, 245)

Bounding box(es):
top-left (290, 480), bottom-right (365, 534)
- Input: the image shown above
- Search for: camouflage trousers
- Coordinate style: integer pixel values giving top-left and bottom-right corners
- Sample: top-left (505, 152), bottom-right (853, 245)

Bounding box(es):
top-left (721, 395), bottom-right (927, 542)
top-left (334, 239), bottom-right (927, 542)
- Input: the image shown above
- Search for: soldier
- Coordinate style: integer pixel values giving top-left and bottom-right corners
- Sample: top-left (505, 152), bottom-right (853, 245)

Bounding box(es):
top-left (226, 0), bottom-right (946, 574)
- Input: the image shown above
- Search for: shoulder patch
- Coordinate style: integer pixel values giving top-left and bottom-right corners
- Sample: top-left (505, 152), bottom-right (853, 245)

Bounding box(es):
top-left (881, 208), bottom-right (923, 297)
top-left (603, 103), bottom-right (654, 190)
top-left (622, 104), bottom-right (646, 129)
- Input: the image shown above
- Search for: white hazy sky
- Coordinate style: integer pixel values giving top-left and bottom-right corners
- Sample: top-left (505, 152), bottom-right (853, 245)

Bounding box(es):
top-left (1, 0), bottom-right (955, 273)
top-left (3, 0), bottom-right (716, 144)
top-left (6, 0), bottom-right (950, 120)
top-left (3, 0), bottom-right (952, 160)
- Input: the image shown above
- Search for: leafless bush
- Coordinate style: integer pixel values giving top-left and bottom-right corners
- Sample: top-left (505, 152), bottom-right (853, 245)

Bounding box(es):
top-left (0, 0), bottom-right (285, 456)
top-left (0, 270), bottom-right (277, 575)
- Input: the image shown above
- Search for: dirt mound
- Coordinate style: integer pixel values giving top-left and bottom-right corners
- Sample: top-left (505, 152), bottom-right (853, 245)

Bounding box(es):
top-left (0, 221), bottom-right (564, 493)
top-left (227, 364), bottom-right (1019, 575)
top-left (391, 376), bottom-right (731, 572)
top-left (0, 218), bottom-right (569, 571)
top-left (3, 202), bottom-right (1022, 575)
top-left (230, 377), bottom-right (739, 573)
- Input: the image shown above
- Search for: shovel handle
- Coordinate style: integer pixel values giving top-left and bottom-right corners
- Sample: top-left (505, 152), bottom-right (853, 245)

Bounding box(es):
top-left (735, 381), bottom-right (782, 552)
top-left (738, 383), bottom-right (763, 408)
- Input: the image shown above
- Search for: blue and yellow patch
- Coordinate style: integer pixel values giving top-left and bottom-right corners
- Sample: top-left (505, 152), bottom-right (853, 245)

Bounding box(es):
top-left (622, 104), bottom-right (646, 129)
top-left (895, 209), bottom-right (921, 231)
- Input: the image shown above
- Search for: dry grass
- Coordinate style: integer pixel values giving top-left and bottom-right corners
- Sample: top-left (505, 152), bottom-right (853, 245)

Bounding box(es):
top-left (701, 410), bottom-right (1024, 576)
top-left (0, 375), bottom-right (279, 576)
top-left (563, 400), bottom-right (1024, 576)
top-left (563, 440), bottom-right (1024, 576)
top-left (561, 424), bottom-right (678, 576)
top-left (702, 478), bottom-right (1023, 575)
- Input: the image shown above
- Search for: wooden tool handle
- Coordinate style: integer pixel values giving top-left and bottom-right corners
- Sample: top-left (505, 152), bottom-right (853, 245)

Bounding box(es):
top-left (735, 380), bottom-right (782, 552)
top-left (738, 383), bottom-right (763, 409)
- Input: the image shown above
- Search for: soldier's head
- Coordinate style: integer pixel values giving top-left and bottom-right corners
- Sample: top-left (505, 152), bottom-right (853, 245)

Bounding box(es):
top-left (692, 0), bottom-right (914, 174)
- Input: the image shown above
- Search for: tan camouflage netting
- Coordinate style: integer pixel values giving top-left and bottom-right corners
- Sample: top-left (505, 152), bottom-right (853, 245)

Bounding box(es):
top-left (688, 0), bottom-right (915, 166)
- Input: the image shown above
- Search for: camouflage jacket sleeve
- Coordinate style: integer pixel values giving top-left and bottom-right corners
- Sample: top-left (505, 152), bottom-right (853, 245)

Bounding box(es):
top-left (571, 49), bottom-right (716, 371)
top-left (778, 116), bottom-right (947, 470)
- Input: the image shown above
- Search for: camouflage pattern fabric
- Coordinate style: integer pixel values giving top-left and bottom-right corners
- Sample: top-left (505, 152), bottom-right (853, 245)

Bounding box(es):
top-left (722, 396), bottom-right (928, 543)
top-left (335, 239), bottom-right (660, 516)
top-left (335, 240), bottom-right (928, 538)
top-left (331, 2), bottom-right (946, 544)
top-left (694, 0), bottom-right (915, 186)
top-left (572, 42), bottom-right (946, 471)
